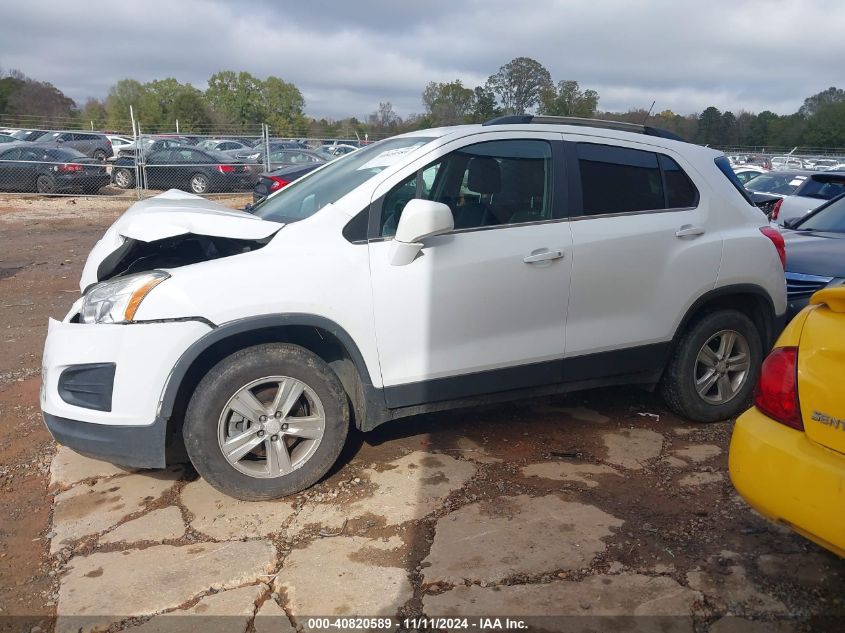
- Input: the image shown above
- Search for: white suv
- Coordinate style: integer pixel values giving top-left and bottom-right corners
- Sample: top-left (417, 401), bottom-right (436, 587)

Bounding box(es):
top-left (40, 117), bottom-right (787, 500)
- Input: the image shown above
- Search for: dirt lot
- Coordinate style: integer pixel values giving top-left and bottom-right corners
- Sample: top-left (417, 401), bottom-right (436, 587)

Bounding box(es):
top-left (0, 195), bottom-right (842, 632)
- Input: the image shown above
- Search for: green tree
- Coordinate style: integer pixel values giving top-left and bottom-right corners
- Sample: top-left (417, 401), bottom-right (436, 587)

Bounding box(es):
top-left (261, 76), bottom-right (306, 135)
top-left (486, 57), bottom-right (552, 114)
top-left (105, 79), bottom-right (145, 131)
top-left (469, 85), bottom-right (500, 122)
top-left (78, 98), bottom-right (108, 130)
top-left (720, 111), bottom-right (738, 145)
top-left (422, 80), bottom-right (475, 125)
top-left (696, 106), bottom-right (723, 145)
top-left (802, 102), bottom-right (845, 147)
top-left (205, 70), bottom-right (265, 127)
top-left (798, 86), bottom-right (845, 117)
top-left (539, 80), bottom-right (599, 118)
top-left (172, 90), bottom-right (212, 133)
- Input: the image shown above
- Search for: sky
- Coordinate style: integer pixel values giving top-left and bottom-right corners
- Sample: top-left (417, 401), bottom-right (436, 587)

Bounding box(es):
top-left (1, 0), bottom-right (842, 120)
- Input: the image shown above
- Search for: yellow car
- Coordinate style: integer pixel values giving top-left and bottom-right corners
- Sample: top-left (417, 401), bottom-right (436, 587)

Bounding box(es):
top-left (730, 286), bottom-right (845, 557)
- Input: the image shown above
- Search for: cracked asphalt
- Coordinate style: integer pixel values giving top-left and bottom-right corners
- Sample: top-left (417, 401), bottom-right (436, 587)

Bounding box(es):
top-left (1, 197), bottom-right (843, 633)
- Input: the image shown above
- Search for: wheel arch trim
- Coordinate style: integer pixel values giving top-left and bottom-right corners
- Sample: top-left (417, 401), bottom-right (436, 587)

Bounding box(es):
top-left (158, 313), bottom-right (381, 420)
top-left (674, 283), bottom-right (781, 349)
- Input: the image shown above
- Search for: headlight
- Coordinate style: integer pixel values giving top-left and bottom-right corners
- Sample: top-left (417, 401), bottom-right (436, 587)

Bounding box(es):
top-left (79, 271), bottom-right (169, 324)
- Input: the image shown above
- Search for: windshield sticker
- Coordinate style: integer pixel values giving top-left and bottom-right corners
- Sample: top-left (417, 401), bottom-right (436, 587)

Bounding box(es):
top-left (789, 178), bottom-right (806, 186)
top-left (357, 143), bottom-right (426, 171)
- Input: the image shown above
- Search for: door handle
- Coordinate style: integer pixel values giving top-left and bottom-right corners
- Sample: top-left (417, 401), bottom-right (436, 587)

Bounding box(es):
top-left (675, 224), bottom-right (705, 238)
top-left (523, 249), bottom-right (564, 264)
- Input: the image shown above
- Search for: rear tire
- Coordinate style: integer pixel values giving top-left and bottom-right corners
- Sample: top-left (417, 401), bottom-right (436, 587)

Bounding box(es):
top-left (113, 168), bottom-right (134, 189)
top-left (189, 172), bottom-right (210, 194)
top-left (659, 310), bottom-right (762, 423)
top-left (93, 149), bottom-right (107, 161)
top-left (183, 343), bottom-right (349, 500)
top-left (36, 175), bottom-right (56, 195)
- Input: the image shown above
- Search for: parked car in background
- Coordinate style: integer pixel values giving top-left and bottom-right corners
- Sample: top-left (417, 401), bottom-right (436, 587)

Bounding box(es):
top-left (318, 144), bottom-right (359, 158)
top-left (196, 139), bottom-right (252, 153)
top-left (745, 155), bottom-right (772, 170)
top-left (0, 145), bottom-right (108, 194)
top-left (810, 159), bottom-right (841, 171)
top-left (772, 171), bottom-right (845, 226)
top-left (235, 141), bottom-right (305, 161)
top-left (745, 170), bottom-right (809, 197)
top-left (779, 193), bottom-right (845, 318)
top-left (116, 137), bottom-right (190, 159)
top-left (34, 131), bottom-right (113, 160)
top-left (733, 165), bottom-right (767, 185)
top-left (9, 129), bottom-right (51, 142)
top-left (730, 285), bottom-right (845, 557)
top-left (771, 156), bottom-right (805, 171)
top-left (251, 160), bottom-right (324, 202)
top-left (107, 135), bottom-right (134, 155)
top-left (112, 147), bottom-right (252, 194)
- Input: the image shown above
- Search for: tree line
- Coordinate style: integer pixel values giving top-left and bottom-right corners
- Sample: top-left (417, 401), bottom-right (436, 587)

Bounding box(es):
top-left (1, 61), bottom-right (844, 148)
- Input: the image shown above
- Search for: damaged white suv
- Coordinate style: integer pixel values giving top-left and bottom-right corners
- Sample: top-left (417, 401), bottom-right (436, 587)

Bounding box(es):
top-left (41, 117), bottom-right (787, 500)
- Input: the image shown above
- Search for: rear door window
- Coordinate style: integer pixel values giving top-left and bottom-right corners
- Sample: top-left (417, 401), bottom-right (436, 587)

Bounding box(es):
top-left (577, 144), bottom-right (662, 214)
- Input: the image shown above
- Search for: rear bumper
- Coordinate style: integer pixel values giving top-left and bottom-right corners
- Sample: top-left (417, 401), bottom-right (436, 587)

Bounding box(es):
top-left (729, 407), bottom-right (845, 557)
top-left (43, 412), bottom-right (167, 468)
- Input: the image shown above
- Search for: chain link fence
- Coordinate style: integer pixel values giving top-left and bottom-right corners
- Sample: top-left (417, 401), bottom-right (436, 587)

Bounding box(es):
top-left (4, 111), bottom-right (845, 201)
top-left (0, 115), bottom-right (370, 201)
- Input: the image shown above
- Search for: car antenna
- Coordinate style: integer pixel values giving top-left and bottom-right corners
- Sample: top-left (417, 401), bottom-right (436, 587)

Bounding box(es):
top-left (641, 100), bottom-right (656, 125)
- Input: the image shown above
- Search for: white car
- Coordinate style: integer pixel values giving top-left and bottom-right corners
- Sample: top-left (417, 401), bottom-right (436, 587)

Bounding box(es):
top-left (106, 135), bottom-right (134, 155)
top-left (40, 117), bottom-right (787, 500)
top-left (732, 165), bottom-right (767, 185)
top-left (772, 171), bottom-right (845, 226)
top-left (771, 156), bottom-right (805, 171)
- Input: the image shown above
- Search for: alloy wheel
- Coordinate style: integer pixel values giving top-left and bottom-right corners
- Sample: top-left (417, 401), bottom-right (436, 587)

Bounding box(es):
top-left (693, 329), bottom-right (751, 404)
top-left (217, 375), bottom-right (326, 478)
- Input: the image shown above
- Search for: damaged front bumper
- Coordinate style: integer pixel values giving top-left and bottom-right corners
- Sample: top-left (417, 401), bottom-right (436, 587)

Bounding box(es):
top-left (40, 315), bottom-right (213, 467)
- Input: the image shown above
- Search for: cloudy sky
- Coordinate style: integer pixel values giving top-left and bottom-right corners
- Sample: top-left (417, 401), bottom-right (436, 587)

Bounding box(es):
top-left (2, 0), bottom-right (842, 120)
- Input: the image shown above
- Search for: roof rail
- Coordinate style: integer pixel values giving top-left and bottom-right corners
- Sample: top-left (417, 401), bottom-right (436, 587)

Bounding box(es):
top-left (482, 115), bottom-right (685, 142)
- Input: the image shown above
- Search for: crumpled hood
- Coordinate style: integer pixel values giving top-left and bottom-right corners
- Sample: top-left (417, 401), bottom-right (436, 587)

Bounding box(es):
top-left (79, 190), bottom-right (282, 290)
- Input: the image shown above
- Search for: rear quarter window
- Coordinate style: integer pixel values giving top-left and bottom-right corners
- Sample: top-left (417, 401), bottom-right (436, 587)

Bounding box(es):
top-left (714, 156), bottom-right (754, 206)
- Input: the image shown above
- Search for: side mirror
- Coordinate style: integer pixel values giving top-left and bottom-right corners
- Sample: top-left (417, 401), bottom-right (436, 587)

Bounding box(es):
top-left (389, 199), bottom-right (454, 266)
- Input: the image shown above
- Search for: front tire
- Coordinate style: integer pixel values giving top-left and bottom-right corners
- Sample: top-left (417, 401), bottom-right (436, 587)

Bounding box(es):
top-left (183, 343), bottom-right (349, 500)
top-left (659, 310), bottom-right (762, 423)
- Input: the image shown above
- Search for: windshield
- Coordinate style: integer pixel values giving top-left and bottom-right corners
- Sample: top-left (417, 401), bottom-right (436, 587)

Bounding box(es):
top-left (796, 194), bottom-right (845, 232)
top-left (746, 173), bottom-right (806, 195)
top-left (45, 148), bottom-right (87, 160)
top-left (252, 136), bottom-right (435, 223)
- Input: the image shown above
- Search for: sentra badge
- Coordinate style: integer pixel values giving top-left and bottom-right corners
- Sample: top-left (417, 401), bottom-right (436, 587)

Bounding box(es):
top-left (812, 410), bottom-right (845, 431)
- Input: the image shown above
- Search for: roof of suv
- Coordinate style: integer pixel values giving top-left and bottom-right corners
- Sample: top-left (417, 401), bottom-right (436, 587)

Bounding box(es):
top-left (396, 117), bottom-right (718, 161)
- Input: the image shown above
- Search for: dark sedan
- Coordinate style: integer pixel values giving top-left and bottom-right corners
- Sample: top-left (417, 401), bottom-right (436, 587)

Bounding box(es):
top-left (252, 162), bottom-right (323, 203)
top-left (112, 147), bottom-right (252, 194)
top-left (781, 192), bottom-right (845, 318)
top-left (0, 145), bottom-right (108, 194)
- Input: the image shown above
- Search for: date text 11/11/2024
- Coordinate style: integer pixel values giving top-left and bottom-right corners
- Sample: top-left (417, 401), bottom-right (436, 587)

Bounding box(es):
top-left (305, 617), bottom-right (529, 630)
